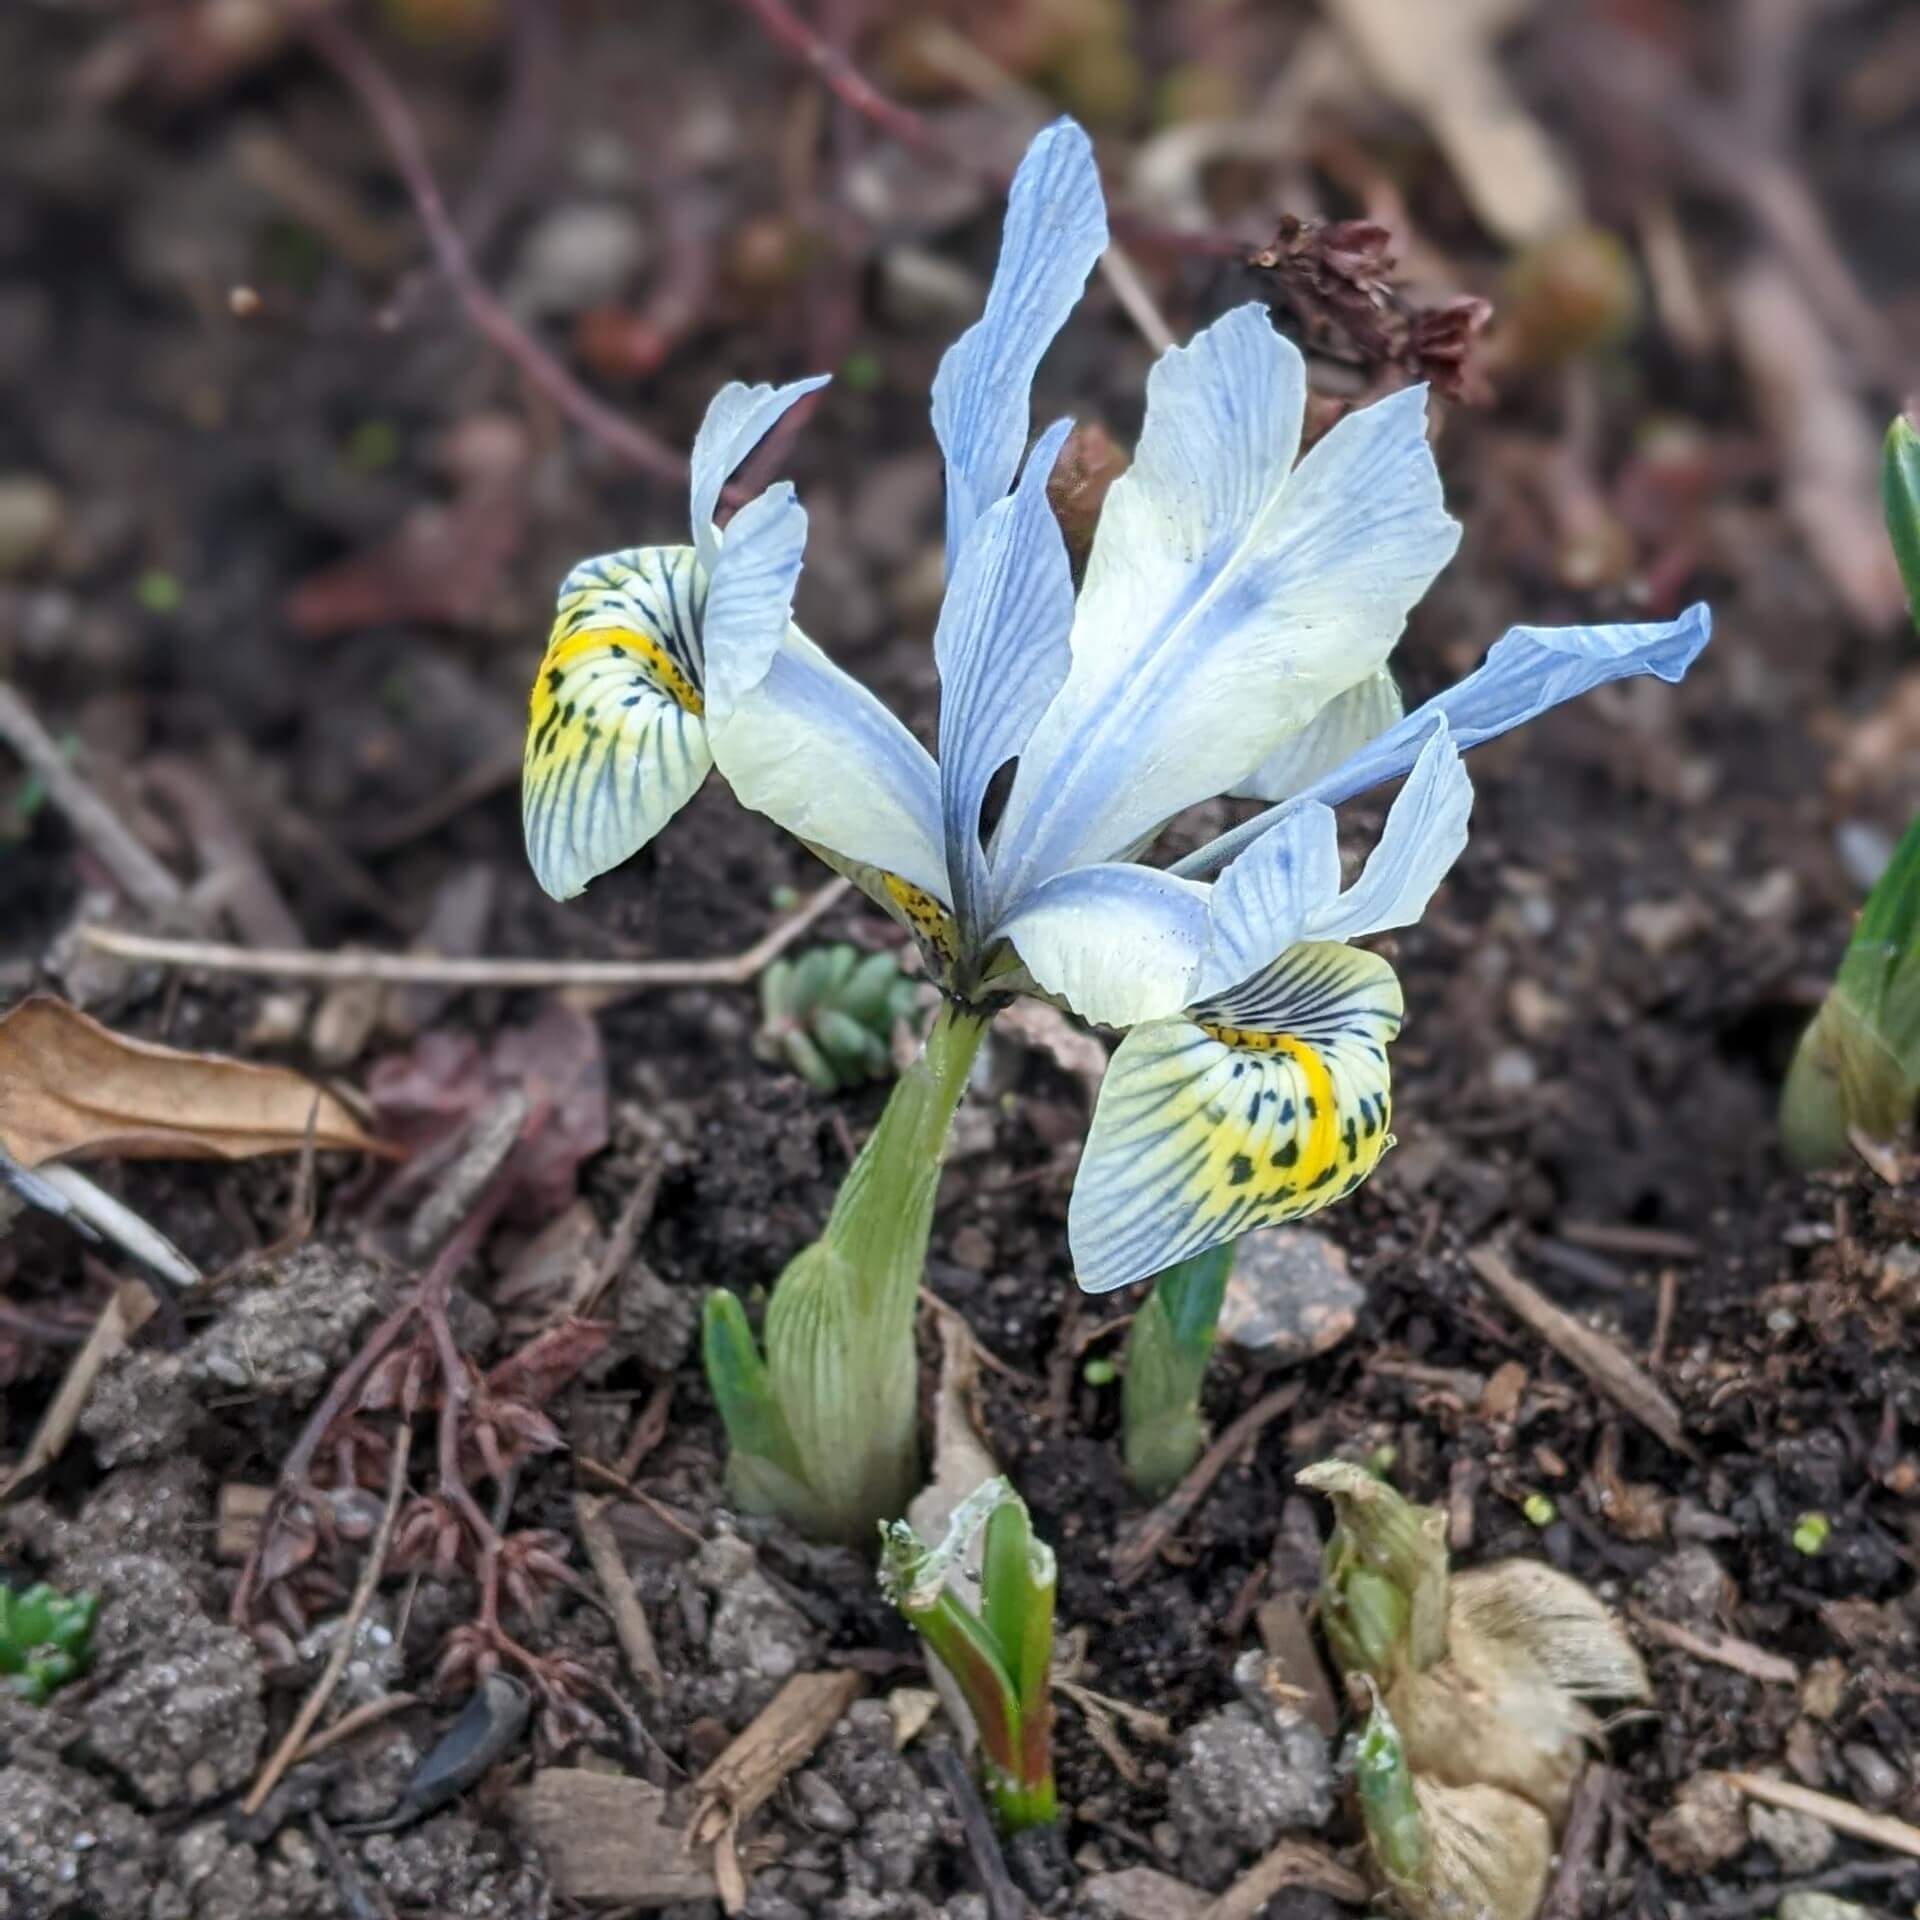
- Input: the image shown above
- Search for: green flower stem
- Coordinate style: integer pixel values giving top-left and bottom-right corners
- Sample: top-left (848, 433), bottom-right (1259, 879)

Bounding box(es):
top-left (704, 998), bottom-right (991, 1542)
top-left (1885, 414), bottom-right (1920, 629)
top-left (1121, 1242), bottom-right (1233, 1498)
top-left (879, 1479), bottom-right (1058, 1833)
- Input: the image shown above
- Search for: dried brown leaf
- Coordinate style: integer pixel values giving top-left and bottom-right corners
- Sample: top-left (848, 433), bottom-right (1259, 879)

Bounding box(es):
top-left (0, 995), bottom-right (388, 1167)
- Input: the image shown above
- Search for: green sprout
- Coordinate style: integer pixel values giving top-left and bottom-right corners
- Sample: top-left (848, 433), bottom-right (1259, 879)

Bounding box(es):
top-left (1780, 416), bottom-right (1920, 1167)
top-left (134, 568), bottom-right (183, 615)
top-left (0, 1581), bottom-right (98, 1704)
top-left (1120, 1242), bottom-right (1233, 1497)
top-left (1300, 1460), bottom-right (1648, 1917)
top-left (705, 1002), bottom-right (990, 1542)
top-left (878, 1478), bottom-right (1057, 1834)
top-left (757, 943), bottom-right (920, 1094)
top-left (1522, 1492), bottom-right (1556, 1528)
top-left (1792, 1511), bottom-right (1830, 1557)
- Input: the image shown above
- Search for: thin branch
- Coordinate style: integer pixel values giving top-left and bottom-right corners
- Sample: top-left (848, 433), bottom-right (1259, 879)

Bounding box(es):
top-left (78, 876), bottom-right (852, 990)
top-left (729, 0), bottom-right (1242, 260)
top-left (242, 1419), bottom-right (414, 1817)
top-left (298, 10), bottom-right (687, 486)
top-left (0, 684), bottom-right (183, 916)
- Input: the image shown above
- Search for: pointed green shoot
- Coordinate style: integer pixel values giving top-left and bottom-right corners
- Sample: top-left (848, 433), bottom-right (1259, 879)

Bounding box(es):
top-left (1298, 1460), bottom-right (1451, 1675)
top-left (1353, 1679), bottom-right (1428, 1896)
top-left (1885, 413), bottom-right (1920, 630)
top-left (879, 1477), bottom-right (1058, 1832)
top-left (1121, 1241), bottom-right (1234, 1498)
top-left (0, 1581), bottom-right (98, 1705)
top-left (706, 999), bottom-right (991, 1543)
top-left (1781, 809), bottom-right (1920, 1167)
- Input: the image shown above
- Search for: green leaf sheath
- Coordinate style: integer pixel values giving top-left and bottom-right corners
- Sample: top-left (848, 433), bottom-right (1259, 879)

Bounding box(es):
top-left (1885, 415), bottom-right (1920, 631)
top-left (706, 999), bottom-right (991, 1542)
top-left (1121, 1242), bottom-right (1233, 1497)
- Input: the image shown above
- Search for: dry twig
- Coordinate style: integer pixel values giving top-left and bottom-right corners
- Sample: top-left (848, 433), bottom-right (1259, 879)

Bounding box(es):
top-left (243, 1421), bottom-right (415, 1816)
top-left (1728, 1773), bottom-right (1920, 1861)
top-left (1635, 1614), bottom-right (1798, 1685)
top-left (1112, 1384), bottom-right (1301, 1587)
top-left (78, 877), bottom-right (851, 991)
top-left (1198, 1839), bottom-right (1370, 1918)
top-left (1467, 1244), bottom-right (1695, 1458)
top-left (0, 684), bottom-right (182, 915)
top-left (574, 1493), bottom-right (663, 1696)
top-left (299, 11), bottom-right (686, 486)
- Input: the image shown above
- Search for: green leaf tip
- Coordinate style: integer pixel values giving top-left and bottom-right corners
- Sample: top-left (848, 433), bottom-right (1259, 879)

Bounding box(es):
top-left (1885, 413), bottom-right (1920, 633)
top-left (1781, 807), bottom-right (1920, 1166)
top-left (0, 1581), bottom-right (99, 1705)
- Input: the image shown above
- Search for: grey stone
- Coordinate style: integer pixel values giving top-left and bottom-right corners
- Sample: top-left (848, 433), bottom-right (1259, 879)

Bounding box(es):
top-left (360, 1811), bottom-right (550, 1917)
top-left (509, 205), bottom-right (650, 317)
top-left (695, 1535), bottom-right (818, 1705)
top-left (0, 1758), bottom-right (160, 1917)
top-left (1167, 1702), bottom-right (1334, 1889)
top-left (1218, 1229), bottom-right (1364, 1364)
top-left (189, 1246), bottom-right (381, 1395)
top-left (792, 1770), bottom-right (859, 1836)
top-left (1636, 1545), bottom-right (1733, 1626)
top-left (1748, 1800), bottom-right (1836, 1874)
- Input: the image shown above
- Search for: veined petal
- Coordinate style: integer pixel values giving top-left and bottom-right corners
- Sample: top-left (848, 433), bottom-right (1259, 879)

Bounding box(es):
top-left (1234, 667), bottom-right (1403, 802)
top-left (690, 375), bottom-right (831, 575)
top-left (930, 118), bottom-right (1107, 564)
top-left (996, 306), bottom-right (1459, 894)
top-left (1177, 603), bottom-right (1712, 878)
top-left (1307, 719), bottom-right (1471, 942)
top-left (711, 628), bottom-right (949, 904)
top-left (523, 545), bottom-right (711, 901)
top-left (1193, 801), bottom-right (1341, 1001)
top-left (995, 862), bottom-right (1213, 1028)
top-left (935, 418), bottom-right (1076, 936)
top-left (701, 482), bottom-right (808, 727)
top-left (1069, 942), bottom-right (1403, 1292)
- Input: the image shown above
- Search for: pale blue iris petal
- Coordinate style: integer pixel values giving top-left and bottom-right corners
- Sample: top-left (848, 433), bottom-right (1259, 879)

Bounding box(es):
top-left (689, 375), bottom-right (831, 576)
top-left (701, 484), bottom-right (808, 727)
top-left (1306, 719), bottom-right (1472, 943)
top-left (711, 628), bottom-right (950, 903)
top-left (934, 418), bottom-right (1076, 936)
top-left (994, 862), bottom-right (1213, 1029)
top-left (995, 309), bottom-right (1458, 896)
top-left (930, 119), bottom-right (1107, 565)
top-left (1191, 801), bottom-right (1342, 1002)
top-left (1233, 666), bottom-right (1403, 802)
top-left (1176, 602), bottom-right (1712, 879)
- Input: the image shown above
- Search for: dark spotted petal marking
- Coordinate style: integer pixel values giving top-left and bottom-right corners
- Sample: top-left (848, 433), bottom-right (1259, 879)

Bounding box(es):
top-left (523, 545), bottom-right (711, 901)
top-left (1068, 941), bottom-right (1403, 1292)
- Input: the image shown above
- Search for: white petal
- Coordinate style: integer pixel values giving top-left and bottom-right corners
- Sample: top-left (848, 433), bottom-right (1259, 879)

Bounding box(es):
top-left (1193, 801), bottom-right (1342, 1001)
top-left (1233, 667), bottom-right (1403, 802)
top-left (1069, 942), bottom-right (1403, 1292)
top-left (996, 306), bottom-right (1458, 894)
top-left (996, 862), bottom-right (1213, 1028)
top-left (523, 545), bottom-right (711, 901)
top-left (934, 418), bottom-right (1076, 935)
top-left (690, 375), bottom-right (830, 575)
top-left (931, 118), bottom-right (1107, 563)
top-left (1307, 719), bottom-right (1471, 942)
top-left (711, 628), bottom-right (949, 903)
top-left (701, 482), bottom-right (808, 727)
top-left (1179, 603), bottom-right (1712, 877)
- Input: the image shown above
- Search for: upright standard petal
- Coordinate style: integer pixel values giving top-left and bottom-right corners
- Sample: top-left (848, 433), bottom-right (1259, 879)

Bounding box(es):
top-left (700, 483), bottom-right (808, 727)
top-left (934, 418), bottom-right (1076, 940)
top-left (523, 544), bottom-right (711, 901)
top-left (930, 119), bottom-right (1107, 564)
top-left (1307, 720), bottom-right (1471, 942)
top-left (1234, 667), bottom-right (1403, 802)
top-left (1069, 942), bottom-right (1403, 1291)
top-left (711, 628), bottom-right (950, 908)
top-left (995, 306), bottom-right (1459, 895)
top-left (1177, 603), bottom-right (1712, 878)
top-left (689, 375), bottom-right (831, 576)
top-left (994, 863), bottom-right (1213, 1029)
top-left (1192, 801), bottom-right (1342, 1002)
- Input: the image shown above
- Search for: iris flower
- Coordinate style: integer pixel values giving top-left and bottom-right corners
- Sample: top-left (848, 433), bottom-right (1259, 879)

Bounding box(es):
top-left (524, 119), bottom-right (1710, 1295)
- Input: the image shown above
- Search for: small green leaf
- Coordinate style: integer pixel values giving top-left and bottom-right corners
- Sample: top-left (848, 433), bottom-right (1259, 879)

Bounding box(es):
top-left (0, 1581), bottom-right (97, 1704)
top-left (1885, 414), bottom-right (1920, 632)
top-left (1522, 1492), bottom-right (1556, 1528)
top-left (1792, 1511), bottom-right (1830, 1556)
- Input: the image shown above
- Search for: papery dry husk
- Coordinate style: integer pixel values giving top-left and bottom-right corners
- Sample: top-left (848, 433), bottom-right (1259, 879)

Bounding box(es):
top-left (1386, 1560), bottom-right (1649, 1826)
top-left (1389, 1776), bottom-right (1554, 1920)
